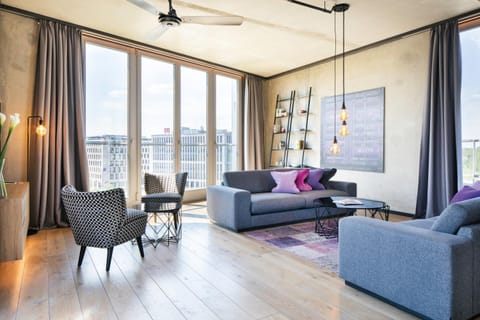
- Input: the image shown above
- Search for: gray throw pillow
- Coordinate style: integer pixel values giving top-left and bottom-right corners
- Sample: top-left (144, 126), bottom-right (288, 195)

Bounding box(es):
top-left (431, 197), bottom-right (480, 234)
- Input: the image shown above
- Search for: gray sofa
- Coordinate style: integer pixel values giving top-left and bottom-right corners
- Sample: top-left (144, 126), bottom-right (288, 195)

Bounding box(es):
top-left (339, 197), bottom-right (480, 320)
top-left (207, 168), bottom-right (357, 231)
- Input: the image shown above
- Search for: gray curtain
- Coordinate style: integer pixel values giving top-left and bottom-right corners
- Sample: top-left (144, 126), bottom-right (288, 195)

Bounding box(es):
top-left (30, 20), bottom-right (89, 230)
top-left (244, 75), bottom-right (265, 170)
top-left (415, 20), bottom-right (462, 219)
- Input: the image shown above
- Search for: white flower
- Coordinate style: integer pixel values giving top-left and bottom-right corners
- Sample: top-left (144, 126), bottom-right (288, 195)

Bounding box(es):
top-left (9, 113), bottom-right (20, 129)
top-left (0, 113), bottom-right (5, 126)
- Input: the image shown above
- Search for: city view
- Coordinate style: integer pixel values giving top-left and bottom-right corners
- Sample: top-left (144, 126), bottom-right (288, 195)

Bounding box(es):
top-left (86, 128), bottom-right (234, 192)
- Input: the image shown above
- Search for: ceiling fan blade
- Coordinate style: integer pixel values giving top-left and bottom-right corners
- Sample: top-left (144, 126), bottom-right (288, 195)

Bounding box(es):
top-left (126, 0), bottom-right (160, 15)
top-left (146, 25), bottom-right (170, 40)
top-left (181, 16), bottom-right (243, 26)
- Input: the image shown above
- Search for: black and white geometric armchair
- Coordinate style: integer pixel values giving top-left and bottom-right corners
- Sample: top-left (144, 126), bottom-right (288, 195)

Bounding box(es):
top-left (61, 185), bottom-right (148, 271)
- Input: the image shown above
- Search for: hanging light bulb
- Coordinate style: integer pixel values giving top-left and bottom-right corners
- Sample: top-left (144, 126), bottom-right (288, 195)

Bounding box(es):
top-left (330, 136), bottom-right (340, 154)
top-left (339, 102), bottom-right (348, 121)
top-left (35, 119), bottom-right (47, 136)
top-left (339, 120), bottom-right (349, 137)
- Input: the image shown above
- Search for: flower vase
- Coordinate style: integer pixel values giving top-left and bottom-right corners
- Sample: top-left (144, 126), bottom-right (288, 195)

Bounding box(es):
top-left (0, 158), bottom-right (6, 199)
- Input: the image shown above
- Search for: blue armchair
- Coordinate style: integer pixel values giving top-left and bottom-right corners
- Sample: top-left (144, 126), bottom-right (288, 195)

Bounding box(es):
top-left (338, 198), bottom-right (480, 320)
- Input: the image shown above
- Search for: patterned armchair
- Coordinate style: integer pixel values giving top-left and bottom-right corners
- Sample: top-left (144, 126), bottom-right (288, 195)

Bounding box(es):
top-left (61, 185), bottom-right (148, 271)
top-left (142, 172), bottom-right (188, 246)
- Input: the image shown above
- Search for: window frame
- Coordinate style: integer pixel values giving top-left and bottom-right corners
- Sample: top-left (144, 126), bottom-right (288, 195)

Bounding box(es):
top-left (83, 35), bottom-right (243, 205)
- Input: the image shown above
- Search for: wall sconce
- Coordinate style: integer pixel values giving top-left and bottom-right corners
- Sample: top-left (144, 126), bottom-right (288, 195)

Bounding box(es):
top-left (27, 115), bottom-right (47, 180)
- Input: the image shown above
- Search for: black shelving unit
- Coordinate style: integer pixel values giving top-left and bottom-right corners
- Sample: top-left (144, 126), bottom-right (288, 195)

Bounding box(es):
top-left (269, 87), bottom-right (313, 168)
top-left (269, 91), bottom-right (295, 168)
top-left (285, 86), bottom-right (313, 167)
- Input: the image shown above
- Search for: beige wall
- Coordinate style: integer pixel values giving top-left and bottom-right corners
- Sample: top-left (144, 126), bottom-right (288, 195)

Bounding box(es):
top-left (0, 11), bottom-right (37, 182)
top-left (266, 33), bottom-right (431, 214)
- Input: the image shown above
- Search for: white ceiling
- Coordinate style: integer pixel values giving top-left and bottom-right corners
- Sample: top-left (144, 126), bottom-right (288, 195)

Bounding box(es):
top-left (2, 0), bottom-right (480, 77)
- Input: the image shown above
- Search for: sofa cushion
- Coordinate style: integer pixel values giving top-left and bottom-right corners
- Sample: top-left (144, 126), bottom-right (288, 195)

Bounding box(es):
top-left (320, 168), bottom-right (337, 185)
top-left (431, 197), bottom-right (480, 234)
top-left (223, 170), bottom-right (276, 193)
top-left (271, 171), bottom-right (300, 193)
top-left (306, 168), bottom-right (326, 190)
top-left (297, 189), bottom-right (350, 207)
top-left (450, 182), bottom-right (480, 203)
top-left (251, 193), bottom-right (306, 215)
top-left (295, 169), bottom-right (312, 191)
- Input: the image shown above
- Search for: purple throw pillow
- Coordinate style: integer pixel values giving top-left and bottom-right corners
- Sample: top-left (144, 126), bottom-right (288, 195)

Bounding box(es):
top-left (306, 168), bottom-right (326, 190)
top-left (450, 185), bottom-right (480, 203)
top-left (271, 171), bottom-right (300, 193)
top-left (295, 169), bottom-right (312, 191)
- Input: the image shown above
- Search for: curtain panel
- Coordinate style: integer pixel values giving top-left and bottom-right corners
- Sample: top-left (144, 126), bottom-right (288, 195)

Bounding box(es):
top-left (30, 20), bottom-right (89, 230)
top-left (244, 75), bottom-right (265, 170)
top-left (415, 20), bottom-right (462, 219)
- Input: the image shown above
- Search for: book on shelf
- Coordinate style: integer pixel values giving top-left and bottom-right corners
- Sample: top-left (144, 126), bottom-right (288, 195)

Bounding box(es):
top-left (334, 198), bottom-right (363, 205)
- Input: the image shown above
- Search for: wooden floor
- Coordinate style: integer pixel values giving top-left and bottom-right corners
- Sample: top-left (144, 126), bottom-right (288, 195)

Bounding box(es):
top-left (0, 203), bottom-right (419, 320)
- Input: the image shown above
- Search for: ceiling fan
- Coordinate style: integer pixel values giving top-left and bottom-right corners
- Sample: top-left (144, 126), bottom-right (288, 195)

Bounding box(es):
top-left (127, 0), bottom-right (244, 39)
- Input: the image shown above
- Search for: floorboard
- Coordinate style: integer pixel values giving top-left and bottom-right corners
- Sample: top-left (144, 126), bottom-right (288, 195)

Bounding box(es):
top-left (0, 202), bottom-right (421, 320)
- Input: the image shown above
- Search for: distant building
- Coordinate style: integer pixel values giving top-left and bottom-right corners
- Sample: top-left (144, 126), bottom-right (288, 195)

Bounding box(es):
top-left (86, 128), bottom-right (234, 191)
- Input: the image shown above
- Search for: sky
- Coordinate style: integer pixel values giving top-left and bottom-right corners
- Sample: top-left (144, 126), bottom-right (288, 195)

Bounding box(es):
top-left (85, 43), bottom-right (237, 137)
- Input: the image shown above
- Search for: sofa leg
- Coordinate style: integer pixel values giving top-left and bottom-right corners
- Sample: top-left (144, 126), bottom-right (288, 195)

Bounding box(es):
top-left (106, 247), bottom-right (114, 271)
top-left (78, 246), bottom-right (87, 267)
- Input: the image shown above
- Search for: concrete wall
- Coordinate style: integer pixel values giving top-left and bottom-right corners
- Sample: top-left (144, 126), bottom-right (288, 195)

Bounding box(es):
top-left (265, 33), bottom-right (431, 214)
top-left (0, 11), bottom-right (38, 182)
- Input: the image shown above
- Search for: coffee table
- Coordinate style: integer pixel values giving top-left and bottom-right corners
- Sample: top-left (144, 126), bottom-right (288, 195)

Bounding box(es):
top-left (313, 196), bottom-right (390, 238)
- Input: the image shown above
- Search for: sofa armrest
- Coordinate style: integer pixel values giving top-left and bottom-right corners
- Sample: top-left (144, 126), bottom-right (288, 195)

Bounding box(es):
top-left (339, 216), bottom-right (474, 320)
top-left (206, 185), bottom-right (251, 231)
top-left (326, 180), bottom-right (356, 196)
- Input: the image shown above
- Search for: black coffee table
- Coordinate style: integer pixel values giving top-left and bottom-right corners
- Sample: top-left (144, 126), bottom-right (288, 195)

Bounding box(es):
top-left (313, 196), bottom-right (390, 238)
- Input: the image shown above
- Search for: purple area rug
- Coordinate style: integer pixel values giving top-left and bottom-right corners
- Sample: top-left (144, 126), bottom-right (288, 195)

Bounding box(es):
top-left (244, 221), bottom-right (339, 273)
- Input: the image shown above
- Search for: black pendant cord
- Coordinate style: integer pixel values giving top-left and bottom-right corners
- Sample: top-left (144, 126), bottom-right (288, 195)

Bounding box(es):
top-left (333, 11), bottom-right (337, 137)
top-left (342, 9), bottom-right (346, 106)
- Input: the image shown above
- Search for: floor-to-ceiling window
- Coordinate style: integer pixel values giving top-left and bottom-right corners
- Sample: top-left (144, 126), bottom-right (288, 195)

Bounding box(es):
top-left (180, 66), bottom-right (207, 190)
top-left (84, 37), bottom-right (242, 203)
top-left (140, 56), bottom-right (174, 188)
top-left (85, 42), bottom-right (129, 193)
top-left (215, 74), bottom-right (238, 185)
top-left (460, 23), bottom-right (480, 185)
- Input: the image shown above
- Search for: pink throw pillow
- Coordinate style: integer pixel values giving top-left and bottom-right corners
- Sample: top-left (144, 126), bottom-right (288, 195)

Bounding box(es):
top-left (271, 171), bottom-right (300, 193)
top-left (295, 169), bottom-right (312, 191)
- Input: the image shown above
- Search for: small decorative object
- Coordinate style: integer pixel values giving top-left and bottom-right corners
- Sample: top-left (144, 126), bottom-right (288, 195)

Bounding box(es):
top-left (0, 112), bottom-right (21, 199)
top-left (281, 126), bottom-right (286, 133)
top-left (278, 141), bottom-right (286, 149)
top-left (296, 140), bottom-right (305, 149)
top-left (298, 108), bottom-right (307, 114)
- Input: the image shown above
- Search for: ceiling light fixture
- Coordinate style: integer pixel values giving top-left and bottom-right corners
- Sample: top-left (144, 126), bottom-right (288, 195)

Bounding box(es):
top-left (334, 3), bottom-right (349, 137)
top-left (330, 9), bottom-right (339, 155)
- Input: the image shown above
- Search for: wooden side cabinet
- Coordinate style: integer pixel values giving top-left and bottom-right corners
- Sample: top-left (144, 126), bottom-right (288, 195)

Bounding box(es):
top-left (0, 182), bottom-right (29, 262)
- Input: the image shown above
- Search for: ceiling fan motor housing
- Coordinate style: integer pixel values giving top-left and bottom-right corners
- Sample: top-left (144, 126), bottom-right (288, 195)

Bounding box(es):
top-left (159, 13), bottom-right (181, 26)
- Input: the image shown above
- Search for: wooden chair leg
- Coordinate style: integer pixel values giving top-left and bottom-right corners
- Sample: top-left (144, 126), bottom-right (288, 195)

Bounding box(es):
top-left (136, 236), bottom-right (144, 258)
top-left (78, 246), bottom-right (87, 267)
top-left (106, 247), bottom-right (114, 271)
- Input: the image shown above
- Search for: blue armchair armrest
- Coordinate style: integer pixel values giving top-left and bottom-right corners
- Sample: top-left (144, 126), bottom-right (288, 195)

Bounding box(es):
top-left (339, 216), bottom-right (474, 320)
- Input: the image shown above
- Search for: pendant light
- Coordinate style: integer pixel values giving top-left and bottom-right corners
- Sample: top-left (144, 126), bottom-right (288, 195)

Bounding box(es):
top-left (333, 3), bottom-right (349, 137)
top-left (330, 9), bottom-right (339, 155)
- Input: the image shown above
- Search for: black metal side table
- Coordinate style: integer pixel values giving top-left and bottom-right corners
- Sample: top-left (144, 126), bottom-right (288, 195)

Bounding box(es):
top-left (313, 197), bottom-right (354, 238)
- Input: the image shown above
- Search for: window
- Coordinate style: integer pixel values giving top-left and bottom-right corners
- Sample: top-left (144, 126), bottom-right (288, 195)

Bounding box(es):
top-left (85, 43), bottom-right (128, 192)
top-left (216, 74), bottom-right (238, 185)
top-left (460, 25), bottom-right (480, 185)
top-left (140, 56), bottom-right (174, 188)
top-left (84, 38), bottom-right (242, 203)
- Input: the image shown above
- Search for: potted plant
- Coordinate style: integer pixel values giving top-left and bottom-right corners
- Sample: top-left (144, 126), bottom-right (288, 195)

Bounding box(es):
top-left (0, 112), bottom-right (21, 199)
